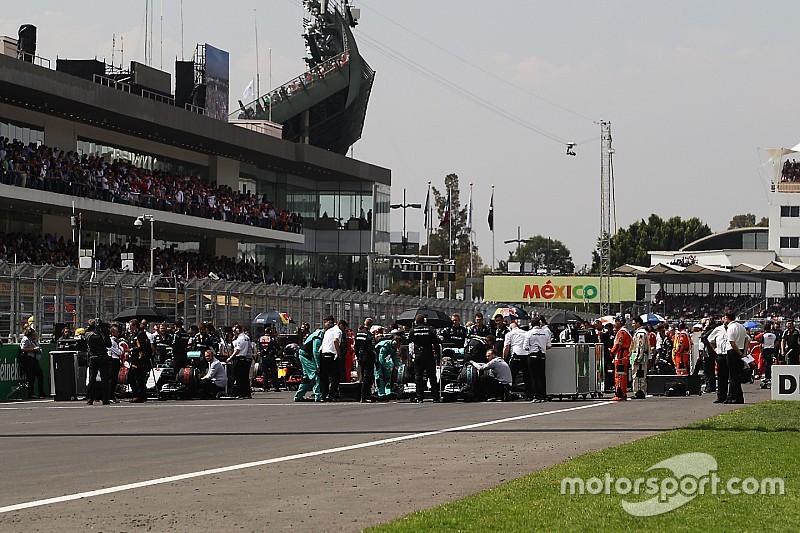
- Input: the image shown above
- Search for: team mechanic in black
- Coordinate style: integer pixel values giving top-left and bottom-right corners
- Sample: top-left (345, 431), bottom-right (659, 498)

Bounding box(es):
top-left (440, 313), bottom-right (468, 348)
top-left (85, 318), bottom-right (112, 405)
top-left (408, 313), bottom-right (441, 403)
top-left (355, 317), bottom-right (376, 403)
top-left (171, 319), bottom-right (191, 372)
top-left (128, 319), bottom-right (153, 403)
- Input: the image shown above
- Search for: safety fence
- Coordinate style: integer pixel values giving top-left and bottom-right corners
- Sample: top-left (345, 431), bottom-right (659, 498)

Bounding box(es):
top-left (0, 261), bottom-right (494, 341)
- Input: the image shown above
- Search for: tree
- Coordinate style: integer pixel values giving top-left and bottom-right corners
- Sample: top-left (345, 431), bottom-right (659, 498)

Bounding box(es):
top-left (506, 235), bottom-right (575, 273)
top-left (591, 214), bottom-right (712, 270)
top-left (728, 213), bottom-right (768, 229)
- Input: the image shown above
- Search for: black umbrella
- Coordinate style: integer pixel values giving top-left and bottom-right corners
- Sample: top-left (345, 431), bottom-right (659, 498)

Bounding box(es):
top-left (396, 306), bottom-right (452, 328)
top-left (252, 311), bottom-right (294, 328)
top-left (113, 306), bottom-right (170, 323)
top-left (549, 311), bottom-right (584, 326)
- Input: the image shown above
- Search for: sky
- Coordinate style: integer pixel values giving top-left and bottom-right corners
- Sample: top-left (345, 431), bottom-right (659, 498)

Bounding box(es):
top-left (5, 1), bottom-right (800, 269)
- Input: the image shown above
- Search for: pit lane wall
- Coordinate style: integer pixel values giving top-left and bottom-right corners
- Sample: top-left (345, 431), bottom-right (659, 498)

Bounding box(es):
top-left (0, 343), bottom-right (52, 400)
top-left (484, 275), bottom-right (636, 304)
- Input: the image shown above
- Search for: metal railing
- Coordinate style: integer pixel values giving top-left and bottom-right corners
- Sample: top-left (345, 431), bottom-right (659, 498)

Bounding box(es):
top-left (142, 89), bottom-right (175, 106)
top-left (0, 261), bottom-right (493, 342)
top-left (185, 103), bottom-right (205, 115)
top-left (92, 74), bottom-right (131, 93)
top-left (16, 50), bottom-right (50, 68)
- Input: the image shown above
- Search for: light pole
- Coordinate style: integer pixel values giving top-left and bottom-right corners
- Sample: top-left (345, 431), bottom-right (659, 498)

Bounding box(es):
top-left (134, 214), bottom-right (155, 280)
top-left (504, 226), bottom-right (533, 269)
top-left (390, 188), bottom-right (421, 255)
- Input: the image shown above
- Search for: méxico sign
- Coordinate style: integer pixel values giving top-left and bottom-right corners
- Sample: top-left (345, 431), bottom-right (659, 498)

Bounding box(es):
top-left (484, 276), bottom-right (637, 304)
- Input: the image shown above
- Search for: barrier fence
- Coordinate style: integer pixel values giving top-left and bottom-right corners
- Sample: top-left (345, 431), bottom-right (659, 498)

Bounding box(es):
top-left (0, 261), bottom-right (493, 341)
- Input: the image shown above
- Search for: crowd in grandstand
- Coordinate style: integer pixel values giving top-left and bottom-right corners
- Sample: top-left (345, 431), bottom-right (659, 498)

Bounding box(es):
top-left (0, 137), bottom-right (303, 233)
top-left (756, 297), bottom-right (800, 320)
top-left (781, 159), bottom-right (800, 182)
top-left (0, 231), bottom-right (310, 286)
top-left (653, 290), bottom-right (753, 319)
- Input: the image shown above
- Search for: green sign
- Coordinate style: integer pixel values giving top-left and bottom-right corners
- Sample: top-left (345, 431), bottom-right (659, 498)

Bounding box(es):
top-left (0, 344), bottom-right (52, 401)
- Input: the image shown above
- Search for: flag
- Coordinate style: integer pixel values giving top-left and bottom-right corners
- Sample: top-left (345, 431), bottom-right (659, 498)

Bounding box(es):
top-left (440, 189), bottom-right (450, 228)
top-left (243, 79), bottom-right (255, 102)
top-left (488, 190), bottom-right (494, 231)
top-left (466, 187), bottom-right (473, 231)
top-left (423, 187), bottom-right (430, 230)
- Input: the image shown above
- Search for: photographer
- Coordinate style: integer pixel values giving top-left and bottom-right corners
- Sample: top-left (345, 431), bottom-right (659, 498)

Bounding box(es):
top-left (85, 319), bottom-right (112, 405)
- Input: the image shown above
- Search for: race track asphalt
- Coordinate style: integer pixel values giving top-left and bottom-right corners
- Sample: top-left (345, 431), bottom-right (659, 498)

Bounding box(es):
top-left (0, 383), bottom-right (770, 532)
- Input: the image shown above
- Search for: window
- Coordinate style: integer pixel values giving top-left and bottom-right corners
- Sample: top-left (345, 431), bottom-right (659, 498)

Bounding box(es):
top-left (781, 205), bottom-right (800, 217)
top-left (780, 236), bottom-right (800, 248)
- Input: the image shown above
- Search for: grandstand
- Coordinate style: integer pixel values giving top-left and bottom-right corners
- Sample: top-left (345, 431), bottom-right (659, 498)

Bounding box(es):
top-left (0, 6), bottom-right (390, 296)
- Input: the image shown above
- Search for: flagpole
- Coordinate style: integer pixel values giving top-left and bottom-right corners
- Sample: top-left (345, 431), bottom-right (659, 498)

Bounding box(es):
top-left (468, 182), bottom-right (473, 279)
top-left (491, 185), bottom-right (495, 273)
top-left (448, 184), bottom-right (452, 300)
top-left (254, 8), bottom-right (260, 101)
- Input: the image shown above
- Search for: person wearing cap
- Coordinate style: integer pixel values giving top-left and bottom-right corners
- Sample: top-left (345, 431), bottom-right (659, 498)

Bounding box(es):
top-left (198, 348), bottom-right (227, 398)
top-left (610, 316), bottom-right (632, 401)
top-left (629, 316), bottom-right (651, 399)
top-left (672, 321), bottom-right (692, 376)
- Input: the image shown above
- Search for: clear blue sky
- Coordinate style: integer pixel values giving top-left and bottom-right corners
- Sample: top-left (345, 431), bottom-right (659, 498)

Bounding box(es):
top-left (5, 1), bottom-right (799, 267)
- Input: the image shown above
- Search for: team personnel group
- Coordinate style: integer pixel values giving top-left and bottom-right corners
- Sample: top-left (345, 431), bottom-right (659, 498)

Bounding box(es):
top-left (17, 306), bottom-right (770, 406)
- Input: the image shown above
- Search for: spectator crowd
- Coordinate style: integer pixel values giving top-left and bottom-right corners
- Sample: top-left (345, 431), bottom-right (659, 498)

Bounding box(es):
top-left (0, 231), bottom-right (310, 286)
top-left (782, 159), bottom-right (800, 182)
top-left (0, 137), bottom-right (303, 233)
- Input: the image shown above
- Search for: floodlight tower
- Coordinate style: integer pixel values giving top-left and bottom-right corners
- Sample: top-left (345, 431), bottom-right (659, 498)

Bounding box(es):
top-left (599, 120), bottom-right (614, 315)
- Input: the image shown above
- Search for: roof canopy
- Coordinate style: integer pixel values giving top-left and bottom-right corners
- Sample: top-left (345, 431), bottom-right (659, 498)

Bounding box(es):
top-left (615, 261), bottom-right (800, 284)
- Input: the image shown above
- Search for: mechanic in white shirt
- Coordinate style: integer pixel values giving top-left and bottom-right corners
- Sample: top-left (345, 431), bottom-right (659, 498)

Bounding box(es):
top-left (527, 316), bottom-right (553, 403)
top-left (503, 321), bottom-right (533, 400)
top-left (318, 317), bottom-right (344, 401)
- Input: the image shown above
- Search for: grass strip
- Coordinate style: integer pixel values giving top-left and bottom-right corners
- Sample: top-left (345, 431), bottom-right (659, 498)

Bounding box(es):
top-left (368, 401), bottom-right (799, 532)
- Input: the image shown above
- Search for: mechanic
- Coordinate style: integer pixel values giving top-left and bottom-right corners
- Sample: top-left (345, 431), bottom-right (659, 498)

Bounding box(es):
top-left (407, 314), bottom-right (441, 403)
top-left (374, 334), bottom-right (402, 400)
top-left (295, 322), bottom-right (325, 402)
top-left (610, 316), bottom-right (632, 401)
top-left (629, 315), bottom-right (651, 399)
top-left (527, 315), bottom-right (552, 403)
top-left (227, 325), bottom-right (253, 399)
top-left (128, 319), bottom-right (153, 403)
top-left (471, 348), bottom-right (513, 401)
top-left (198, 348), bottom-right (228, 398)
top-left (318, 316), bottom-right (344, 402)
top-left (503, 321), bottom-right (532, 400)
top-left (355, 318), bottom-right (377, 403)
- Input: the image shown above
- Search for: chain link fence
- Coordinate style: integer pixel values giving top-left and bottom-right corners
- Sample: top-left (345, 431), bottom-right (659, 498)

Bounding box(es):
top-left (0, 261), bottom-right (495, 341)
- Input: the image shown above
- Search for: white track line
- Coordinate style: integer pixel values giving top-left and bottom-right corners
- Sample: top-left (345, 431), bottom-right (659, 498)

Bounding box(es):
top-left (0, 401), bottom-right (613, 514)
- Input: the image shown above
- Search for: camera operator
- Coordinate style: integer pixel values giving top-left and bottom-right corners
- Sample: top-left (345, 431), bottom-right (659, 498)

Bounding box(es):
top-left (85, 319), bottom-right (112, 405)
top-left (198, 348), bottom-right (227, 399)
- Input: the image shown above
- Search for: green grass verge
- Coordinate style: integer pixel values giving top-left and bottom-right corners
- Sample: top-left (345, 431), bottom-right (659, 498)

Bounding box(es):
top-left (367, 401), bottom-right (799, 532)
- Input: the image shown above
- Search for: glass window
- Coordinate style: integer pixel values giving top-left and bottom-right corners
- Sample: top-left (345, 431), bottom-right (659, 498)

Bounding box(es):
top-left (0, 119), bottom-right (44, 147)
top-left (77, 139), bottom-right (205, 177)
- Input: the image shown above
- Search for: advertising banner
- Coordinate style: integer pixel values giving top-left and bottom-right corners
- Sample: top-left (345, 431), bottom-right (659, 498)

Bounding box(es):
top-left (0, 344), bottom-right (52, 401)
top-left (484, 275), bottom-right (636, 304)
